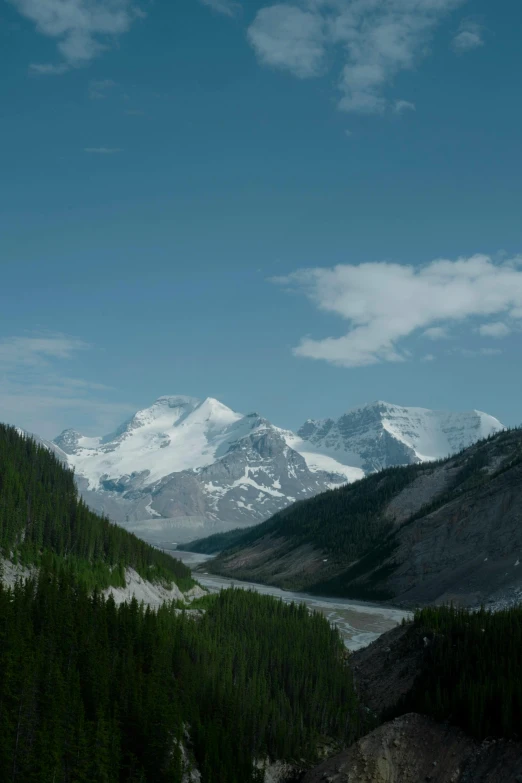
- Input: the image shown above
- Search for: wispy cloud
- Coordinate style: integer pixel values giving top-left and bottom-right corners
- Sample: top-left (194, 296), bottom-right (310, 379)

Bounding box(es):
top-left (88, 78), bottom-right (117, 99)
top-left (8, 0), bottom-right (145, 73)
top-left (452, 19), bottom-right (484, 53)
top-left (248, 5), bottom-right (326, 79)
top-left (84, 147), bottom-right (123, 154)
top-left (394, 99), bottom-right (416, 114)
top-left (0, 332), bottom-right (135, 438)
top-left (247, 0), bottom-right (466, 114)
top-left (198, 0), bottom-right (241, 17)
top-left (478, 322), bottom-right (511, 338)
top-left (29, 62), bottom-right (70, 75)
top-left (272, 254), bottom-right (522, 368)
top-left (0, 334), bottom-right (90, 367)
top-left (423, 326), bottom-right (450, 340)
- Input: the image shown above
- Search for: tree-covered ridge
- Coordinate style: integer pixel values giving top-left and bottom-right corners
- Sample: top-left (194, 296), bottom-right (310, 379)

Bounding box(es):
top-left (0, 564), bottom-right (360, 783)
top-left (398, 605), bottom-right (522, 740)
top-left (216, 428), bottom-right (522, 562)
top-left (0, 424), bottom-right (193, 590)
top-left (207, 428), bottom-right (522, 599)
top-left (178, 527), bottom-right (252, 554)
top-left (210, 461), bottom-right (428, 568)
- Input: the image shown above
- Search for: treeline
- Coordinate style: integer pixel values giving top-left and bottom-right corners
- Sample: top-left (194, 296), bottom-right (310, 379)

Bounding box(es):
top-left (0, 563), bottom-right (360, 783)
top-left (208, 428), bottom-right (522, 599)
top-left (214, 463), bottom-right (426, 564)
top-left (178, 527), bottom-right (252, 554)
top-left (399, 605), bottom-right (522, 740)
top-left (0, 424), bottom-right (193, 590)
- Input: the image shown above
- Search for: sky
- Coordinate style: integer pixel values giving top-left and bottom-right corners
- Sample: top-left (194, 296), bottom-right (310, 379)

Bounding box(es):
top-left (1, 0), bottom-right (521, 439)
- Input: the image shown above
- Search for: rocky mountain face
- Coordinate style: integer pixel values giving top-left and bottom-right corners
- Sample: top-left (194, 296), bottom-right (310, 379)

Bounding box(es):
top-left (49, 396), bottom-right (503, 545)
top-left (292, 401), bottom-right (503, 473)
top-left (209, 428), bottom-right (522, 608)
top-left (52, 396), bottom-right (355, 544)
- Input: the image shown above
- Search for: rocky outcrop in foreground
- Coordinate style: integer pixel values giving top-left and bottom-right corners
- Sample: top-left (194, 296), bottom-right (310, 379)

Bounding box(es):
top-left (301, 713), bottom-right (522, 783)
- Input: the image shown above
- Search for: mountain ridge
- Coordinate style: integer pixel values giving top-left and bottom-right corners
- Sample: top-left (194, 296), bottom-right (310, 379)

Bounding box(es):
top-left (206, 427), bottom-right (522, 608)
top-left (48, 396), bottom-right (504, 544)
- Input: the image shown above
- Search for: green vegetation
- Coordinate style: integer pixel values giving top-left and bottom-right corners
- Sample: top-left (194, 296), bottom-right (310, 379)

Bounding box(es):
top-left (209, 428), bottom-right (522, 599)
top-left (397, 605), bottom-right (522, 740)
top-left (0, 565), bottom-right (360, 783)
top-left (214, 463), bottom-right (425, 563)
top-left (178, 527), bottom-right (254, 554)
top-left (0, 424), bottom-right (194, 591)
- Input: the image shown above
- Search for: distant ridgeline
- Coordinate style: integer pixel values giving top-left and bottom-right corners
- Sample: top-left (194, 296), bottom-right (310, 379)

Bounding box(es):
top-left (0, 424), bottom-right (193, 591)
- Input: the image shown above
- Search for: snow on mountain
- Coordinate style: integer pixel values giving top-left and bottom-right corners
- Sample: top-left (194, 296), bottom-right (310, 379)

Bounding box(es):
top-left (56, 396), bottom-right (245, 490)
top-left (50, 396), bottom-right (504, 545)
top-left (293, 401), bottom-right (504, 474)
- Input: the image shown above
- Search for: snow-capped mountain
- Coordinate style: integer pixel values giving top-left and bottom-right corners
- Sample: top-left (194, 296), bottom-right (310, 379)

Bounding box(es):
top-left (288, 401), bottom-right (503, 474)
top-left (54, 396), bottom-right (357, 543)
top-left (51, 396), bottom-right (504, 545)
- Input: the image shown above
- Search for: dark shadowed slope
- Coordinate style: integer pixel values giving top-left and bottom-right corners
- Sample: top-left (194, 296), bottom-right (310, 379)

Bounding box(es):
top-left (207, 428), bottom-right (522, 606)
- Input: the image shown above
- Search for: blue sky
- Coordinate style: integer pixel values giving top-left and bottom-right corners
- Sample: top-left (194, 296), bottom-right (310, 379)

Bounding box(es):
top-left (1, 0), bottom-right (521, 438)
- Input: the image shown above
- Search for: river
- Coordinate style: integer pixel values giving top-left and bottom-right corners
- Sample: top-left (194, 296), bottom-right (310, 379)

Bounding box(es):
top-left (175, 550), bottom-right (411, 651)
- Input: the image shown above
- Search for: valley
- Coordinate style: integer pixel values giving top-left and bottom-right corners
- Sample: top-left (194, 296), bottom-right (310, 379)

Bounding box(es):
top-left (175, 550), bottom-right (411, 650)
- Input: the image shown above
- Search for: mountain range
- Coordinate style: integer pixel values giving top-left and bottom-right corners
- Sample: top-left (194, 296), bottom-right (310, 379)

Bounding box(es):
top-left (47, 395), bottom-right (503, 545)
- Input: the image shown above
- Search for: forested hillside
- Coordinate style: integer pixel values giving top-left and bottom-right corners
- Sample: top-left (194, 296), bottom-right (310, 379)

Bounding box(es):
top-left (206, 428), bottom-right (522, 605)
top-left (178, 527), bottom-right (253, 555)
top-left (0, 424), bottom-right (193, 590)
top-left (0, 564), bottom-right (360, 783)
top-left (402, 604), bottom-right (522, 739)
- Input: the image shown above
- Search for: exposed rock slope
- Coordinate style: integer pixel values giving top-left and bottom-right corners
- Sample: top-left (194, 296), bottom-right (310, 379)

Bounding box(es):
top-left (209, 428), bottom-right (522, 606)
top-left (301, 713), bottom-right (522, 783)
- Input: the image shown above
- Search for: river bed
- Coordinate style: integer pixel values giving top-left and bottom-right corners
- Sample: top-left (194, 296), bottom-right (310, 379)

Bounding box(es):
top-left (175, 550), bottom-right (411, 651)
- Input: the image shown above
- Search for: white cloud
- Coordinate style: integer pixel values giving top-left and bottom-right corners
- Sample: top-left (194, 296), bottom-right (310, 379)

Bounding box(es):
top-left (449, 346), bottom-right (503, 358)
top-left (0, 334), bottom-right (90, 367)
top-left (198, 0), bottom-right (241, 17)
top-left (272, 254), bottom-right (522, 367)
top-left (423, 326), bottom-right (449, 340)
top-left (8, 0), bottom-right (144, 72)
top-left (394, 99), bottom-right (416, 114)
top-left (29, 62), bottom-right (70, 75)
top-left (478, 322), bottom-right (511, 338)
top-left (88, 78), bottom-right (117, 99)
top-left (248, 5), bottom-right (326, 79)
top-left (0, 332), bottom-right (134, 438)
top-left (247, 0), bottom-right (465, 113)
top-left (84, 147), bottom-right (123, 154)
top-left (452, 19), bottom-right (484, 52)
top-left (421, 353), bottom-right (435, 362)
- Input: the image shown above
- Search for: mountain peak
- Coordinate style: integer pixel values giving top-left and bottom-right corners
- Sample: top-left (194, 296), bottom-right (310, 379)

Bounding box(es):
top-left (153, 395), bottom-right (201, 408)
